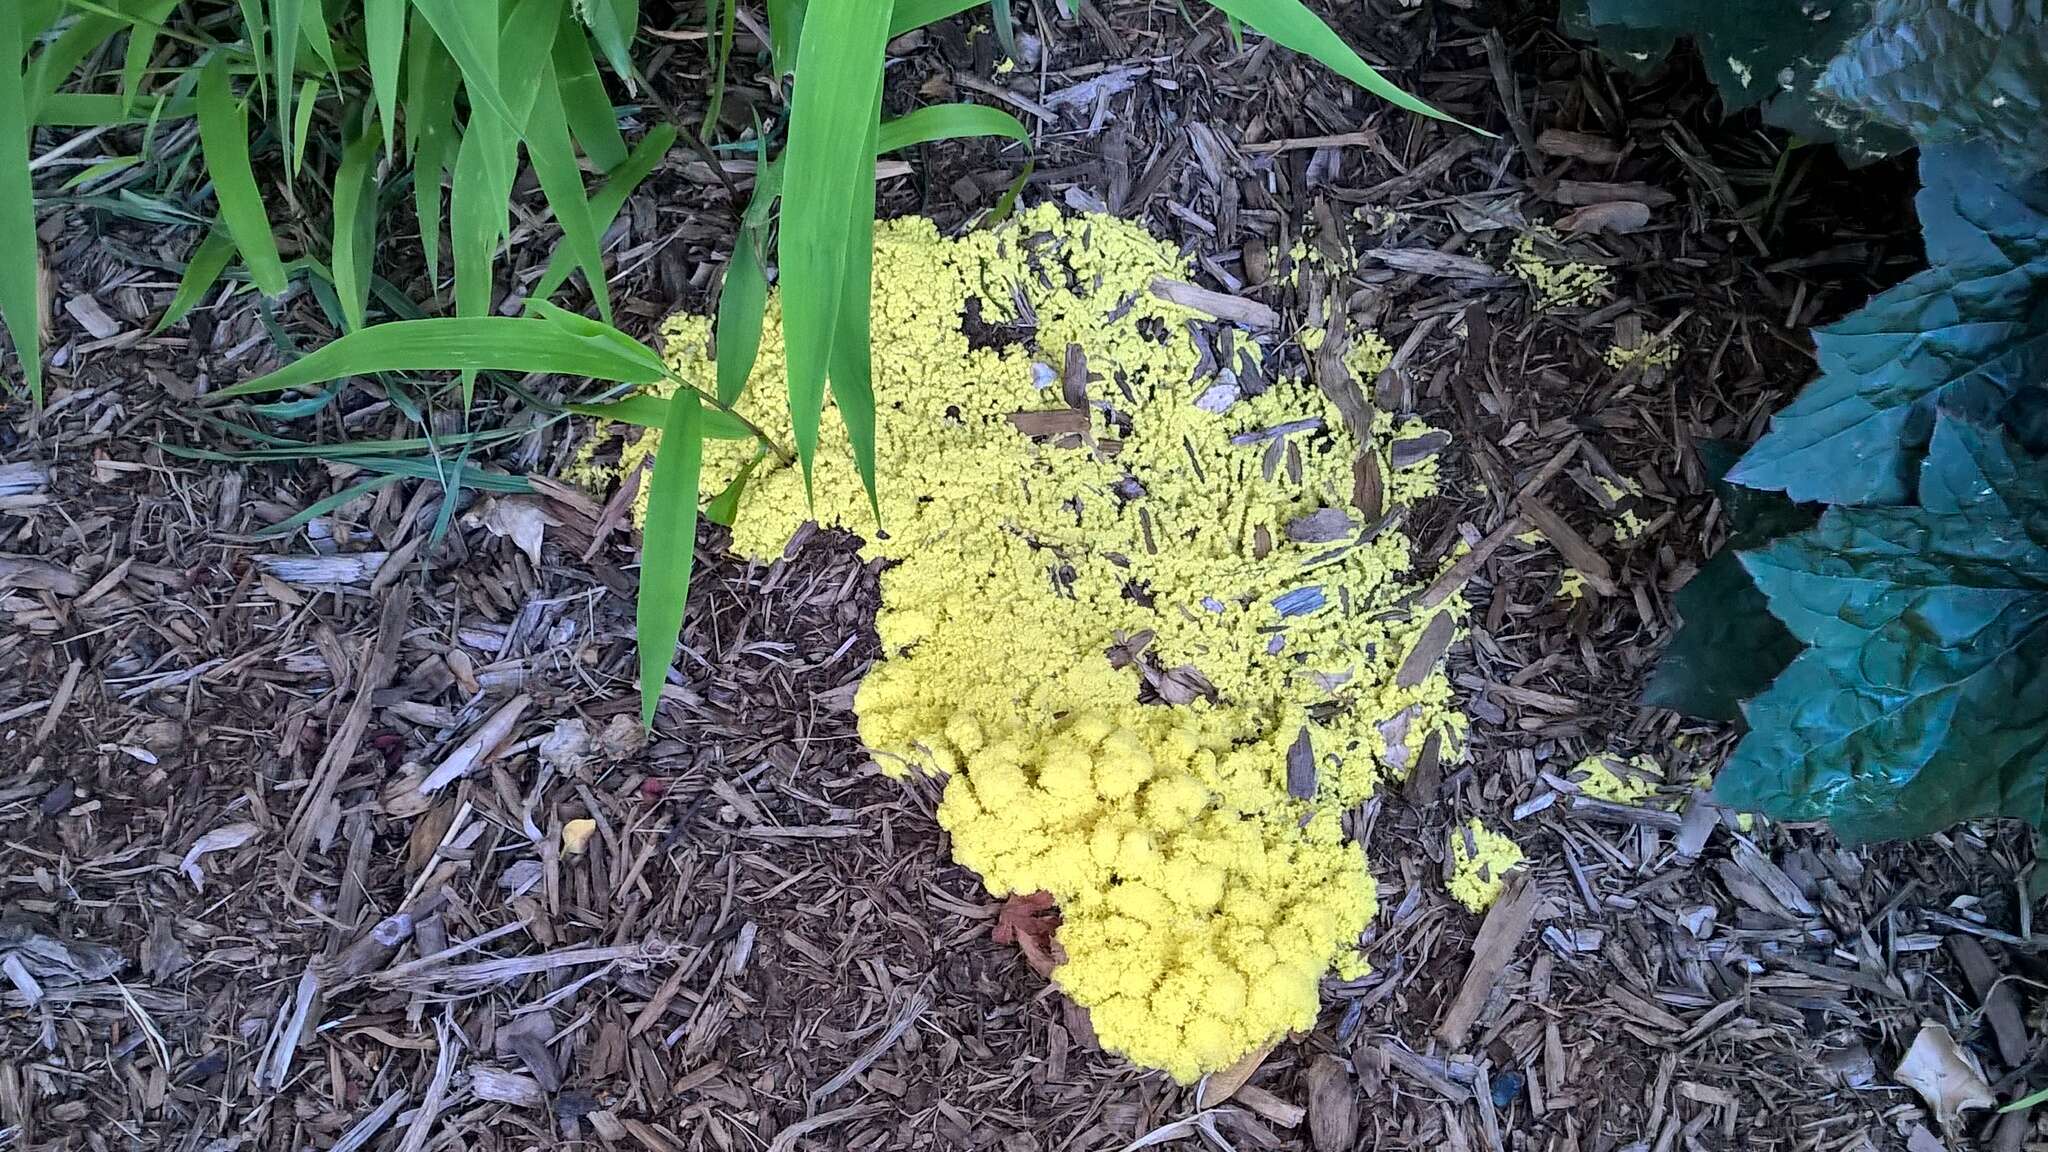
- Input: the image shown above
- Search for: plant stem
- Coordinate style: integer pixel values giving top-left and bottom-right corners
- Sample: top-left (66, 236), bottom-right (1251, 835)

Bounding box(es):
top-left (669, 371), bottom-right (795, 466)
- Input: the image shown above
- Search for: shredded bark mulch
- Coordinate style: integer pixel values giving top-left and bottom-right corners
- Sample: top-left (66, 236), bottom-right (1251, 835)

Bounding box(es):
top-left (1, 3), bottom-right (2037, 1151)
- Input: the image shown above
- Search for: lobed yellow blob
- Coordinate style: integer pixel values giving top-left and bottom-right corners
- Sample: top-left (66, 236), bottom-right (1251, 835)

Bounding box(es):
top-left (1447, 819), bottom-right (1524, 912)
top-left (592, 206), bottom-right (1470, 1082)
top-left (1572, 753), bottom-right (1664, 806)
top-left (1509, 227), bottom-right (1612, 311)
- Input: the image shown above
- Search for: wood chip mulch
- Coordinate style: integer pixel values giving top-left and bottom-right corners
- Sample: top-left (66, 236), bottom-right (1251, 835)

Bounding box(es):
top-left (2, 3), bottom-right (2041, 1151)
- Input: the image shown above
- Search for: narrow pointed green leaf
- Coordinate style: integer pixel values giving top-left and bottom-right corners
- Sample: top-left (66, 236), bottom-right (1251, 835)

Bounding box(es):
top-left (637, 388), bottom-right (702, 727)
top-left (1199, 0), bottom-right (1476, 130)
top-left (211, 316), bottom-right (670, 398)
top-left (196, 57), bottom-right (287, 297)
top-left (119, 0), bottom-right (183, 113)
top-left (154, 225), bottom-right (237, 333)
top-left (579, 0), bottom-right (639, 81)
top-left (270, 0), bottom-right (302, 174)
top-left (290, 75), bottom-right (319, 176)
top-left (564, 395), bottom-right (755, 441)
top-left (703, 0), bottom-right (735, 141)
top-left (705, 452), bottom-right (760, 527)
top-left (409, 0), bottom-right (521, 131)
top-left (829, 113), bottom-right (881, 524)
top-left (552, 20), bottom-right (626, 170)
top-left (524, 57), bottom-right (611, 322)
top-left (888, 0), bottom-right (984, 37)
top-left (236, 0), bottom-right (268, 103)
top-left (989, 0), bottom-right (1015, 60)
top-left (332, 112), bottom-right (381, 332)
top-left (300, 0), bottom-right (339, 81)
top-left (408, 17), bottom-right (456, 276)
top-left (449, 121), bottom-right (502, 405)
top-left (527, 123), bottom-right (674, 305)
top-left (715, 229), bottom-right (767, 406)
top-left (25, 12), bottom-right (123, 124)
top-left (364, 0), bottom-right (404, 155)
top-left (0, 0), bottom-right (42, 403)
top-left (498, 0), bottom-right (566, 132)
top-left (767, 0), bottom-right (806, 76)
top-left (779, 0), bottom-right (891, 494)
top-left (877, 103), bottom-right (1030, 152)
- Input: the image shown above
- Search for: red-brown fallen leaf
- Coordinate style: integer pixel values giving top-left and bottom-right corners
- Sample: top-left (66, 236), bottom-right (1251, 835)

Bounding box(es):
top-left (992, 891), bottom-right (1061, 979)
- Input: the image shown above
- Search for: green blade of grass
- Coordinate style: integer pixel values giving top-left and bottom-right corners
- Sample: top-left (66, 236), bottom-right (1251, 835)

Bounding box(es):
top-left (332, 110), bottom-right (380, 332)
top-left (408, 14), bottom-right (456, 276)
top-left (300, 0), bottom-right (339, 81)
top-left (211, 315), bottom-right (669, 398)
top-left (552, 19), bottom-right (626, 171)
top-left (448, 120), bottom-right (503, 404)
top-left (702, 0), bottom-right (734, 142)
top-left (767, 0), bottom-right (805, 77)
top-left (290, 75), bottom-right (319, 176)
top-left (715, 228), bottom-right (767, 406)
top-left (524, 56), bottom-right (611, 322)
top-left (409, 0), bottom-right (522, 132)
top-left (38, 91), bottom-right (195, 126)
top-left (364, 0), bottom-right (403, 155)
top-left (526, 122), bottom-right (674, 305)
top-left (270, 0), bottom-right (302, 175)
top-left (888, 0), bottom-right (985, 37)
top-left (565, 395), bottom-right (755, 440)
top-left (235, 0), bottom-right (267, 104)
top-left (705, 451), bottom-right (760, 526)
top-left (154, 224), bottom-right (236, 333)
top-left (877, 103), bottom-right (1029, 152)
top-left (989, 0), bottom-right (1015, 60)
top-left (25, 11), bottom-right (123, 124)
top-left (120, 0), bottom-right (183, 113)
top-left (636, 388), bottom-right (701, 727)
top-left (0, 0), bottom-right (42, 403)
top-left (579, 0), bottom-right (639, 82)
top-left (778, 0), bottom-right (891, 495)
top-left (829, 112), bottom-right (880, 524)
top-left (499, 0), bottom-right (565, 131)
top-left (196, 56), bottom-right (287, 297)
top-left (1199, 0), bottom-right (1475, 129)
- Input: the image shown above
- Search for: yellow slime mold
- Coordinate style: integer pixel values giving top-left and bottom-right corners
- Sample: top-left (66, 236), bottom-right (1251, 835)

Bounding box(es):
top-left (597, 206), bottom-right (1469, 1082)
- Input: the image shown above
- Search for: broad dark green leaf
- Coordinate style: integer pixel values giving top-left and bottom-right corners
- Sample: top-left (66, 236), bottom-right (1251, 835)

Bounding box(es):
top-left (1819, 0), bottom-right (2048, 172)
top-left (779, 0), bottom-right (891, 495)
top-left (0, 0), bottom-right (41, 402)
top-left (1717, 413), bottom-right (2048, 842)
top-left (637, 388), bottom-right (702, 726)
top-left (196, 56), bottom-right (288, 297)
top-left (212, 315), bottom-right (669, 398)
top-left (1729, 146), bottom-right (2048, 505)
top-left (154, 226), bottom-right (237, 333)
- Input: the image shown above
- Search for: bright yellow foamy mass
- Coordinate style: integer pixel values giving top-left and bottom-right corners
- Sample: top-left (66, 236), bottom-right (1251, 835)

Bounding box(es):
top-left (596, 206), bottom-right (1469, 1082)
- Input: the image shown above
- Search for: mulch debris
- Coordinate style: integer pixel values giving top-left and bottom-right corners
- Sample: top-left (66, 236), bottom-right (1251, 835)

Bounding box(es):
top-left (2, 2), bottom-right (2039, 1151)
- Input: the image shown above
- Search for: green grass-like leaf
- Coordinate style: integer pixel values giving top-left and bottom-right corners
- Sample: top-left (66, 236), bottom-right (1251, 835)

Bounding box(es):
top-left (889, 0), bottom-right (986, 37)
top-left (363, 0), bottom-right (404, 155)
top-left (778, 0), bottom-right (891, 496)
top-left (154, 225), bottom-right (237, 333)
top-left (1201, 0), bottom-right (1473, 130)
top-left (196, 56), bottom-right (288, 296)
top-left (331, 111), bottom-right (381, 332)
top-left (878, 103), bottom-right (1030, 152)
top-left (527, 122), bottom-right (675, 306)
top-left (525, 56), bottom-right (611, 322)
top-left (830, 113), bottom-right (881, 524)
top-left (637, 388), bottom-right (702, 726)
top-left (1, 0), bottom-right (42, 403)
top-left (565, 394), bottom-right (757, 441)
top-left (553, 20), bottom-right (627, 171)
top-left (715, 228), bottom-right (768, 406)
top-left (212, 315), bottom-right (669, 398)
